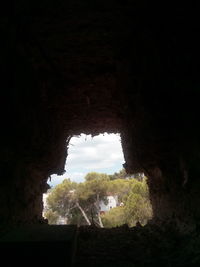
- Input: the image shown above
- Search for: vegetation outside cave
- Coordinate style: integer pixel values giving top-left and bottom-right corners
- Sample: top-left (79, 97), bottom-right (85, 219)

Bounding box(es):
top-left (43, 169), bottom-right (153, 228)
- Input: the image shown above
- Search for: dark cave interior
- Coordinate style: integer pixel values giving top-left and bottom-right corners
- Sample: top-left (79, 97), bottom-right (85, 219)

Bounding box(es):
top-left (0, 1), bottom-right (200, 266)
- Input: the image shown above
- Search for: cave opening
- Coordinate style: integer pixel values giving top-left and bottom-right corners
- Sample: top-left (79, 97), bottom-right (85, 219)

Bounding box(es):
top-left (1, 0), bottom-right (200, 265)
top-left (48, 133), bottom-right (125, 187)
top-left (43, 133), bottom-right (152, 227)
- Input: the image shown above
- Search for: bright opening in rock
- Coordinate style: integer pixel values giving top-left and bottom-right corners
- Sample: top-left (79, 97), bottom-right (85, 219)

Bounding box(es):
top-left (43, 133), bottom-right (152, 227)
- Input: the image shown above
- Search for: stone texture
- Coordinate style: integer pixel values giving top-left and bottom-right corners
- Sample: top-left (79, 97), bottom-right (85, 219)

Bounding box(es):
top-left (0, 0), bottom-right (200, 236)
top-left (0, 225), bottom-right (77, 266)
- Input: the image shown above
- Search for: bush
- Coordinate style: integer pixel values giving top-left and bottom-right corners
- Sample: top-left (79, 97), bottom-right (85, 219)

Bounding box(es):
top-left (101, 207), bottom-right (127, 228)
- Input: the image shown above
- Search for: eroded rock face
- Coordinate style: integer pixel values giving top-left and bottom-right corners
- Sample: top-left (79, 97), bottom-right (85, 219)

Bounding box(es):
top-left (1, 0), bottom-right (200, 231)
top-left (121, 90), bottom-right (200, 232)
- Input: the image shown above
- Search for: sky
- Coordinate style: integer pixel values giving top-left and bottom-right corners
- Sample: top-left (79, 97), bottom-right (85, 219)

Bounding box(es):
top-left (48, 133), bottom-right (125, 187)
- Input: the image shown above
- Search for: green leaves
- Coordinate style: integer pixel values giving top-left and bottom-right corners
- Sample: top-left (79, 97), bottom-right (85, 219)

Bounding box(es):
top-left (45, 173), bottom-right (110, 225)
top-left (101, 207), bottom-right (127, 228)
top-left (46, 179), bottom-right (78, 217)
top-left (108, 169), bottom-right (127, 180)
top-left (84, 172), bottom-right (109, 182)
top-left (125, 192), bottom-right (152, 226)
top-left (44, 210), bottom-right (59, 225)
top-left (101, 178), bottom-right (153, 228)
top-left (44, 170), bottom-right (152, 227)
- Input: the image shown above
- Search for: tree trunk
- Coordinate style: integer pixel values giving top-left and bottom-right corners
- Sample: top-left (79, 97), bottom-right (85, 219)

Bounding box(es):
top-left (96, 193), bottom-right (104, 228)
top-left (97, 212), bottom-right (104, 228)
top-left (76, 202), bottom-right (91, 225)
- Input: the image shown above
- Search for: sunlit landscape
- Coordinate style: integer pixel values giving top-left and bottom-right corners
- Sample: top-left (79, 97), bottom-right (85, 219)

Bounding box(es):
top-left (43, 133), bottom-right (152, 227)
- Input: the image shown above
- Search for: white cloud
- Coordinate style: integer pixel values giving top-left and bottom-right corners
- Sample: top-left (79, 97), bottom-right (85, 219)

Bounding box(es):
top-left (48, 133), bottom-right (125, 187)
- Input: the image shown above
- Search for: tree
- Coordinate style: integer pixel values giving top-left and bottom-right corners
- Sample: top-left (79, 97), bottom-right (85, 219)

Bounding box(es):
top-left (101, 206), bottom-right (126, 228)
top-left (46, 179), bottom-right (78, 218)
top-left (85, 172), bottom-right (109, 181)
top-left (45, 173), bottom-right (110, 227)
top-left (101, 178), bottom-right (152, 228)
top-left (124, 192), bottom-right (152, 226)
top-left (108, 178), bottom-right (137, 203)
top-left (46, 179), bottom-right (93, 226)
top-left (44, 172), bottom-right (152, 228)
top-left (76, 173), bottom-right (109, 227)
top-left (108, 168), bottom-right (128, 180)
top-left (108, 168), bottom-right (145, 181)
top-left (44, 210), bottom-right (59, 224)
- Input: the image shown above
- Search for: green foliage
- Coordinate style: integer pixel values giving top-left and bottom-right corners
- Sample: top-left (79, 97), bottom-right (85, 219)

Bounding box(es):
top-left (69, 208), bottom-right (86, 226)
top-left (46, 179), bottom-right (78, 217)
top-left (128, 178), bottom-right (150, 199)
top-left (76, 174), bottom-right (109, 206)
top-left (125, 192), bottom-right (152, 226)
top-left (108, 178), bottom-right (137, 202)
top-left (44, 210), bottom-right (59, 224)
top-left (108, 168), bottom-right (127, 180)
top-left (108, 168), bottom-right (144, 181)
top-left (84, 172), bottom-right (109, 181)
top-left (124, 178), bottom-right (153, 226)
top-left (101, 178), bottom-right (153, 227)
top-left (101, 207), bottom-right (127, 228)
top-left (44, 171), bottom-right (152, 228)
top-left (76, 174), bottom-right (109, 226)
top-left (45, 173), bottom-right (110, 226)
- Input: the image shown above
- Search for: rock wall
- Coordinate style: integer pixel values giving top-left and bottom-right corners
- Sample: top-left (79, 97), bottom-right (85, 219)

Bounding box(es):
top-left (121, 90), bottom-right (200, 232)
top-left (0, 0), bottom-right (200, 232)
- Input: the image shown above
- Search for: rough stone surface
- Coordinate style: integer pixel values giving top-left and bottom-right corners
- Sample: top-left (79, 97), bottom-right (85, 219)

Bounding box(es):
top-left (0, 225), bottom-right (77, 266)
top-left (0, 1), bottom-right (200, 263)
top-left (74, 224), bottom-right (200, 267)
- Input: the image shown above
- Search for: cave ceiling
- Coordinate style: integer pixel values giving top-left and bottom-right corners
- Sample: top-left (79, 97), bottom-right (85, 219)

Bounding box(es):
top-left (1, 0), bottom-right (199, 173)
